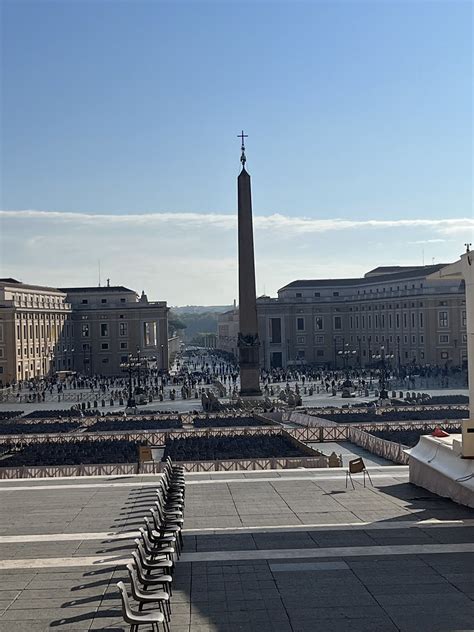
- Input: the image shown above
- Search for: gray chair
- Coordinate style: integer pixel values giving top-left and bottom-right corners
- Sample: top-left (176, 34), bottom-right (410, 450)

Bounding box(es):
top-left (130, 553), bottom-right (173, 595)
top-left (117, 581), bottom-right (169, 632)
top-left (126, 562), bottom-right (171, 620)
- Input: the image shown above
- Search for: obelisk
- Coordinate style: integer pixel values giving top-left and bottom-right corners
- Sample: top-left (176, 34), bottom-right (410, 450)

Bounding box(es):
top-left (237, 131), bottom-right (262, 396)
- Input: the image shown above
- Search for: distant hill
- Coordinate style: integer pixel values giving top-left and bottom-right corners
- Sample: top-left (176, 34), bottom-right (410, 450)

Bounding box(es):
top-left (171, 305), bottom-right (233, 315)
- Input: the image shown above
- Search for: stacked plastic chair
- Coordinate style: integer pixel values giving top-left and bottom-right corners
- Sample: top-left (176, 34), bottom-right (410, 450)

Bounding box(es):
top-left (117, 457), bottom-right (185, 632)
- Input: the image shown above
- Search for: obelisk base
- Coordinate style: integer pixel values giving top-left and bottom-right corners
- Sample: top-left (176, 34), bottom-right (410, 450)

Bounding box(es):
top-left (240, 366), bottom-right (262, 397)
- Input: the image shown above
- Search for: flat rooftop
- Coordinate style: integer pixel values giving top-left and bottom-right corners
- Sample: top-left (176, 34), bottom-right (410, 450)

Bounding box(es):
top-left (0, 468), bottom-right (473, 631)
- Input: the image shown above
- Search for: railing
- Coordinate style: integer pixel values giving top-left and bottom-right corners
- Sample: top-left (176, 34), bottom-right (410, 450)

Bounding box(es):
top-left (0, 462), bottom-right (138, 479)
top-left (348, 426), bottom-right (409, 465)
top-left (141, 455), bottom-right (331, 473)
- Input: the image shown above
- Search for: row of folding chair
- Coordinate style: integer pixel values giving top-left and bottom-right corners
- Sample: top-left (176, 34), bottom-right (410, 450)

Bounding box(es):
top-left (117, 457), bottom-right (185, 632)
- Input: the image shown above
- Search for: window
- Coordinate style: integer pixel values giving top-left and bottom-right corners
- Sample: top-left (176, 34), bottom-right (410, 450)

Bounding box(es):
top-left (101, 343), bottom-right (109, 350)
top-left (270, 318), bottom-right (281, 343)
top-left (295, 293), bottom-right (302, 298)
top-left (119, 322), bottom-right (128, 337)
top-left (411, 335), bottom-right (416, 344)
top-left (411, 313), bottom-right (415, 328)
top-left (296, 350), bottom-right (305, 359)
top-left (143, 321), bottom-right (157, 346)
top-left (82, 343), bottom-right (90, 351)
top-left (314, 292), bottom-right (320, 297)
top-left (333, 291), bottom-right (339, 297)
top-left (315, 316), bottom-right (323, 331)
top-left (462, 311), bottom-right (466, 327)
top-left (438, 311), bottom-right (448, 328)
top-left (101, 298), bottom-right (107, 304)
top-left (316, 349), bottom-right (324, 357)
top-left (297, 336), bottom-right (305, 344)
top-left (334, 316), bottom-right (342, 330)
top-left (121, 355), bottom-right (129, 363)
top-left (462, 333), bottom-right (467, 343)
top-left (440, 351), bottom-right (448, 360)
top-left (403, 313), bottom-right (407, 328)
top-left (420, 351), bottom-right (424, 360)
top-left (419, 312), bottom-right (424, 328)
top-left (420, 335), bottom-right (424, 343)
top-left (120, 342), bottom-right (128, 350)
top-left (439, 334), bottom-right (449, 343)
top-left (81, 299), bottom-right (88, 304)
top-left (297, 317), bottom-right (305, 331)
top-left (81, 324), bottom-right (89, 338)
top-left (315, 335), bottom-right (324, 344)
top-left (396, 314), bottom-right (400, 329)
top-left (120, 298), bottom-right (126, 303)
top-left (102, 358), bottom-right (109, 363)
top-left (404, 335), bottom-right (408, 344)
top-left (100, 323), bottom-right (109, 337)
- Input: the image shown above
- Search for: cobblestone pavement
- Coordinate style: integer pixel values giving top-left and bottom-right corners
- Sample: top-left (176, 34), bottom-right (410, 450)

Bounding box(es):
top-left (0, 467), bottom-right (473, 631)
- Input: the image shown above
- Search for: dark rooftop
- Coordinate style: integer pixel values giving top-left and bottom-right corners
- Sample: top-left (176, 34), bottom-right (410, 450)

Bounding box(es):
top-left (280, 264), bottom-right (450, 290)
top-left (60, 286), bottom-right (136, 294)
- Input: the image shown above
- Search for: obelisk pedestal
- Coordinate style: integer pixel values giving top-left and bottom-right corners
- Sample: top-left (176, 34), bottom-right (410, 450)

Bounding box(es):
top-left (237, 134), bottom-right (261, 397)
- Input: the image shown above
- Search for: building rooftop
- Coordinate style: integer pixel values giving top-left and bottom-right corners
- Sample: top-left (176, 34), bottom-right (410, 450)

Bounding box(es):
top-left (59, 286), bottom-right (136, 293)
top-left (280, 263), bottom-right (450, 291)
top-left (0, 278), bottom-right (67, 293)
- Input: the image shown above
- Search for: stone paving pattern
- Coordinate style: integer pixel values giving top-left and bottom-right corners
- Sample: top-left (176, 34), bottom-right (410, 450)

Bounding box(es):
top-left (0, 467), bottom-right (473, 631)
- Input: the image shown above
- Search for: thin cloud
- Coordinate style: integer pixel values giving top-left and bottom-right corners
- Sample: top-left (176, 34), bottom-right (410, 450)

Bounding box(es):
top-left (1, 209), bottom-right (473, 236)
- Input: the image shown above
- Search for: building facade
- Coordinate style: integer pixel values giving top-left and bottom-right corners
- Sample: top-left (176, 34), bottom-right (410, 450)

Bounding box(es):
top-left (0, 278), bottom-right (73, 384)
top-left (217, 307), bottom-right (239, 359)
top-left (257, 265), bottom-right (467, 371)
top-left (0, 279), bottom-right (169, 384)
top-left (61, 285), bottom-right (169, 377)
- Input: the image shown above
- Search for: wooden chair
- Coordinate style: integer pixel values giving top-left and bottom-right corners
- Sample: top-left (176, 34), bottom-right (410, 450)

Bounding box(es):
top-left (345, 457), bottom-right (373, 489)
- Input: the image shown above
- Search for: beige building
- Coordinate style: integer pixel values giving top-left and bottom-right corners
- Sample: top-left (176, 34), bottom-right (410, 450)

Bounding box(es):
top-left (217, 307), bottom-right (239, 358)
top-left (0, 279), bottom-right (169, 384)
top-left (257, 264), bottom-right (467, 370)
top-left (61, 284), bottom-right (169, 376)
top-left (0, 278), bottom-right (73, 384)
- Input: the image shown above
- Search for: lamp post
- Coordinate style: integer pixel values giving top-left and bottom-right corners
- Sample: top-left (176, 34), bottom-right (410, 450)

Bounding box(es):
top-left (397, 335), bottom-right (401, 376)
top-left (120, 352), bottom-right (141, 408)
top-left (338, 343), bottom-right (357, 379)
top-left (371, 345), bottom-right (394, 399)
top-left (161, 344), bottom-right (165, 373)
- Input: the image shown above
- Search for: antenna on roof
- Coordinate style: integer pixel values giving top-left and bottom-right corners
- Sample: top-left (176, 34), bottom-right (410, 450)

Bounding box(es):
top-left (98, 260), bottom-right (101, 287)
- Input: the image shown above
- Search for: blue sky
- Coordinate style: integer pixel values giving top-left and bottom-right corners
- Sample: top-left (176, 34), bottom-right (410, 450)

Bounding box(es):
top-left (1, 0), bottom-right (472, 304)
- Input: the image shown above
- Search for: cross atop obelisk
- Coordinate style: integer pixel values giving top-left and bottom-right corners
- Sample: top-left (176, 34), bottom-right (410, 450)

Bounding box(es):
top-left (236, 131), bottom-right (262, 396)
top-left (238, 130), bottom-right (248, 167)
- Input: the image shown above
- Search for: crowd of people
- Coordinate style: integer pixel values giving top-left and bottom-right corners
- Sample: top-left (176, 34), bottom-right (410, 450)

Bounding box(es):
top-left (0, 347), bottom-right (468, 409)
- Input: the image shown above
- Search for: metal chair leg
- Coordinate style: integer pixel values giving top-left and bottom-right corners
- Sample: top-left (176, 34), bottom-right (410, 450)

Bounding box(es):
top-left (366, 469), bottom-right (373, 486)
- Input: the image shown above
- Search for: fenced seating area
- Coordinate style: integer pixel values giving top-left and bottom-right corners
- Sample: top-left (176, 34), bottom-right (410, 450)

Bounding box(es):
top-left (0, 438), bottom-right (143, 467)
top-left (0, 411), bottom-right (23, 420)
top-left (23, 408), bottom-right (83, 419)
top-left (193, 415), bottom-right (271, 428)
top-left (163, 433), bottom-right (310, 462)
top-left (0, 420), bottom-right (83, 435)
top-left (317, 406), bottom-right (467, 424)
top-left (86, 417), bottom-right (183, 432)
top-left (369, 426), bottom-right (462, 448)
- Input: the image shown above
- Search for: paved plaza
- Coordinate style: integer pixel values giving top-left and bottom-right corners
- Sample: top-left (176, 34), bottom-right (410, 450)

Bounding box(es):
top-left (0, 467), bottom-right (473, 631)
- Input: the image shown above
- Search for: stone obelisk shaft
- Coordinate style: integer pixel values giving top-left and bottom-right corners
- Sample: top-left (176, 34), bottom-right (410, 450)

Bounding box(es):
top-left (237, 167), bottom-right (261, 396)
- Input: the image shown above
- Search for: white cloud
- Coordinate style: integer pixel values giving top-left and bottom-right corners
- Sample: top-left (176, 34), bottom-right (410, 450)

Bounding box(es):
top-left (1, 208), bottom-right (471, 304)
top-left (1, 209), bottom-right (473, 237)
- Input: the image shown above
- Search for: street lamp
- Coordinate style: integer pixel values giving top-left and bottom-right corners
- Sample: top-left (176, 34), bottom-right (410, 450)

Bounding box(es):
top-left (338, 343), bottom-right (357, 378)
top-left (371, 345), bottom-right (394, 399)
top-left (120, 352), bottom-right (142, 408)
